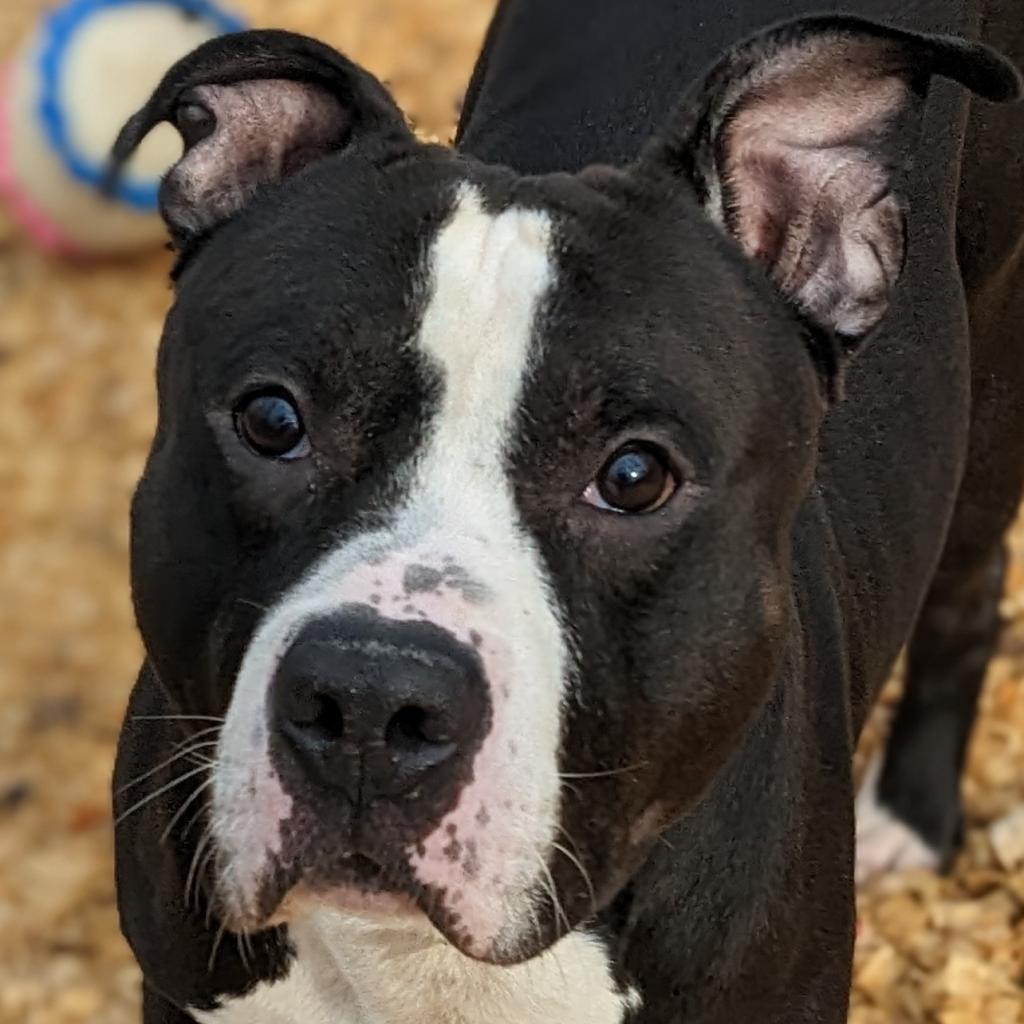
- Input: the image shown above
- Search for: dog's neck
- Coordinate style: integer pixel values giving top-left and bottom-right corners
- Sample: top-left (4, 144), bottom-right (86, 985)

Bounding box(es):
top-left (604, 522), bottom-right (856, 1020)
top-left (189, 906), bottom-right (641, 1024)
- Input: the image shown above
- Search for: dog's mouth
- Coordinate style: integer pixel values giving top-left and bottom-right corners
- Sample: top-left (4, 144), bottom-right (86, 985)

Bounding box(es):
top-left (266, 853), bottom-right (424, 926)
top-left (214, 829), bottom-right (430, 936)
top-left (300, 850), bottom-right (397, 899)
top-left (216, 835), bottom-right (519, 962)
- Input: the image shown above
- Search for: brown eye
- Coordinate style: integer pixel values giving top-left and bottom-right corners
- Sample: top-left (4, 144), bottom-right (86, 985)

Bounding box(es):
top-left (235, 391), bottom-right (309, 460)
top-left (584, 443), bottom-right (678, 514)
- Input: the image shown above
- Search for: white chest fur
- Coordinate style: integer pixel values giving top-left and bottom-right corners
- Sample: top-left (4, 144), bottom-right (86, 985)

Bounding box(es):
top-left (189, 910), bottom-right (640, 1024)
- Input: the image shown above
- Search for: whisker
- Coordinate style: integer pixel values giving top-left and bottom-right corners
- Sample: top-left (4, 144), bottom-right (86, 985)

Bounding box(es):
top-left (180, 745), bottom-right (219, 768)
top-left (236, 597), bottom-right (271, 614)
top-left (160, 775), bottom-right (215, 845)
top-left (529, 901), bottom-right (543, 957)
top-left (183, 754), bottom-right (217, 771)
top-left (551, 840), bottom-right (597, 917)
top-left (180, 743), bottom-right (218, 759)
top-left (197, 846), bottom-right (219, 919)
top-left (532, 850), bottom-right (571, 941)
top-left (205, 851), bottom-right (228, 933)
top-left (553, 820), bottom-right (590, 875)
top-left (205, 850), bottom-right (225, 928)
top-left (116, 742), bottom-right (221, 796)
top-left (179, 796), bottom-right (211, 841)
top-left (559, 779), bottom-right (583, 802)
top-left (242, 929), bottom-right (256, 967)
top-left (558, 762), bottom-right (648, 781)
top-left (115, 764), bottom-right (210, 827)
top-left (208, 920), bottom-right (228, 973)
top-left (132, 715), bottom-right (226, 724)
top-left (186, 825), bottom-right (215, 912)
top-left (171, 726), bottom-right (223, 751)
top-left (527, 879), bottom-right (568, 989)
top-left (236, 930), bottom-right (250, 972)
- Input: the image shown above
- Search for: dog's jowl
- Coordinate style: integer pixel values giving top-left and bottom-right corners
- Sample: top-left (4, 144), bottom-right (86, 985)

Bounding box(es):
top-left (110, 10), bottom-right (1024, 1024)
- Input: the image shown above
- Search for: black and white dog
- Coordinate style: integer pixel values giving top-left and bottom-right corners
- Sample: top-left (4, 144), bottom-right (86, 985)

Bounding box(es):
top-left (110, 1), bottom-right (1024, 1021)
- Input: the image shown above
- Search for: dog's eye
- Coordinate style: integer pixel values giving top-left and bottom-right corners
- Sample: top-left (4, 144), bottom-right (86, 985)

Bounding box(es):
top-left (235, 392), bottom-right (310, 460)
top-left (583, 443), bottom-right (678, 514)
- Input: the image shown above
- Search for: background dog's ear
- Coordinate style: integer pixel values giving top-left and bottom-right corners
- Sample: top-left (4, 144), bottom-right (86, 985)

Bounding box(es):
top-left (107, 30), bottom-right (413, 253)
top-left (640, 16), bottom-right (1022, 347)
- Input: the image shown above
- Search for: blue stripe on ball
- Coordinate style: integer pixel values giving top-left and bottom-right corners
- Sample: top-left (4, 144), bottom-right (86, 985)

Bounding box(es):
top-left (37, 0), bottom-right (246, 211)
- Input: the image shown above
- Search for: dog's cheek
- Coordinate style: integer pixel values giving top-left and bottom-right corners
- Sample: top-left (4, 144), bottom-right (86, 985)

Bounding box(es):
top-left (651, 584), bottom-right (790, 829)
top-left (130, 454), bottom-right (231, 712)
top-left (559, 543), bottom-right (792, 896)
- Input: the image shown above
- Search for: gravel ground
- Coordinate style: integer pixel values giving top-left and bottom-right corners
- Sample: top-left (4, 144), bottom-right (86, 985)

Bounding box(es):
top-left (1, 2), bottom-right (1021, 1022)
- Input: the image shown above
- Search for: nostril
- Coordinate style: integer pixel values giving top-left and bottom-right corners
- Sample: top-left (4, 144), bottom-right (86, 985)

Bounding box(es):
top-left (386, 705), bottom-right (448, 751)
top-left (286, 688), bottom-right (345, 741)
top-left (310, 694), bottom-right (346, 740)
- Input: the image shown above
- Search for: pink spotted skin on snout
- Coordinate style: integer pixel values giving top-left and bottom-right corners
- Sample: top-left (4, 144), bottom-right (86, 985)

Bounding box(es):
top-left (344, 553), bottom-right (491, 647)
top-left (291, 549), bottom-right (552, 959)
top-left (216, 745), bottom-right (294, 925)
top-left (407, 674), bottom-right (534, 958)
top-left (222, 546), bottom-right (539, 947)
top-left (338, 554), bottom-right (557, 960)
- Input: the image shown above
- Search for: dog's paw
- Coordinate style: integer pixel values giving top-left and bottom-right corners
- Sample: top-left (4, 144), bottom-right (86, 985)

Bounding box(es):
top-left (854, 754), bottom-right (941, 885)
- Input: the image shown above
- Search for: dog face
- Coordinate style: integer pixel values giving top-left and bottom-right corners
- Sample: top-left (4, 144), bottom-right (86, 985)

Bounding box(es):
top-left (116, 23), bottom-right (1019, 964)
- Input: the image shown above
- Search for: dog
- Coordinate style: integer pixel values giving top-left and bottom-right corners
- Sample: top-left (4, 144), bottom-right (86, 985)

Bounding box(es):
top-left (109, 1), bottom-right (1024, 1020)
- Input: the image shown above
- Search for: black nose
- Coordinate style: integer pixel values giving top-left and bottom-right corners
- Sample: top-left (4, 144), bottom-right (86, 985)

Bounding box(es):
top-left (273, 610), bottom-right (488, 803)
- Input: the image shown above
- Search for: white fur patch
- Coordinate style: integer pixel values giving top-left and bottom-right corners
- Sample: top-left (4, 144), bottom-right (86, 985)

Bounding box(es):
top-left (855, 753), bottom-right (940, 884)
top-left (403, 186), bottom-right (565, 957)
top-left (189, 907), bottom-right (640, 1024)
top-left (212, 185), bottom-right (571, 961)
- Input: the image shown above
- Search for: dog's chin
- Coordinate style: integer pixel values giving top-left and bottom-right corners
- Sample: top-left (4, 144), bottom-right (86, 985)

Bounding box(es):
top-left (280, 881), bottom-right (424, 925)
top-left (215, 863), bottom-right (547, 967)
top-left (215, 850), bottom-right (419, 930)
top-left (413, 887), bottom-right (559, 967)
top-left (217, 881), bottom-right (423, 938)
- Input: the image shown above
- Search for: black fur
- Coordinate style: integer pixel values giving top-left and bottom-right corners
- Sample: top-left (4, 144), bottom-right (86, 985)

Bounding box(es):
top-left (113, 4), bottom-right (1024, 1022)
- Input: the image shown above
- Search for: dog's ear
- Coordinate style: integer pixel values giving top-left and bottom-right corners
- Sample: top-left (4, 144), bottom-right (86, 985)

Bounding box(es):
top-left (640, 16), bottom-right (1022, 348)
top-left (107, 30), bottom-right (413, 253)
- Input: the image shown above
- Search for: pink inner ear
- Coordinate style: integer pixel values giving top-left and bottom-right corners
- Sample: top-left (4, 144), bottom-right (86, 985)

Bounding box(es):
top-left (719, 46), bottom-right (911, 337)
top-left (167, 79), bottom-right (350, 236)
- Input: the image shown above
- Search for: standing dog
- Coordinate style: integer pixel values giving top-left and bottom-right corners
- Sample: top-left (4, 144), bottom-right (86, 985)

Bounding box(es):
top-left (110, 1), bottom-right (1024, 1021)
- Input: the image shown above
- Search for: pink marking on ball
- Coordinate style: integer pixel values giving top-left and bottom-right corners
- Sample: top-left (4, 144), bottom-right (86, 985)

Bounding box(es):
top-left (0, 64), bottom-right (86, 259)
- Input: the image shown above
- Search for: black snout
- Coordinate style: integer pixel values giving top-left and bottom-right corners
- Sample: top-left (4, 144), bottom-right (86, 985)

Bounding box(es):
top-left (273, 610), bottom-right (489, 803)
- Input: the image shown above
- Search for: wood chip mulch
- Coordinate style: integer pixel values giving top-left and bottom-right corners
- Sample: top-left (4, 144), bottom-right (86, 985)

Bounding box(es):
top-left (1, 2), bottom-right (1021, 1022)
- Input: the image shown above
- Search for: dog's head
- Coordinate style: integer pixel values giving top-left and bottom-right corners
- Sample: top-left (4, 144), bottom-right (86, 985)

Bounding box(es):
top-left (113, 20), bottom-right (1020, 963)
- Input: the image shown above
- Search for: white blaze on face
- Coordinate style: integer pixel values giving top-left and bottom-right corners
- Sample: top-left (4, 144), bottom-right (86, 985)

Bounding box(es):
top-left (212, 184), bottom-right (568, 958)
top-left (402, 186), bottom-right (563, 957)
